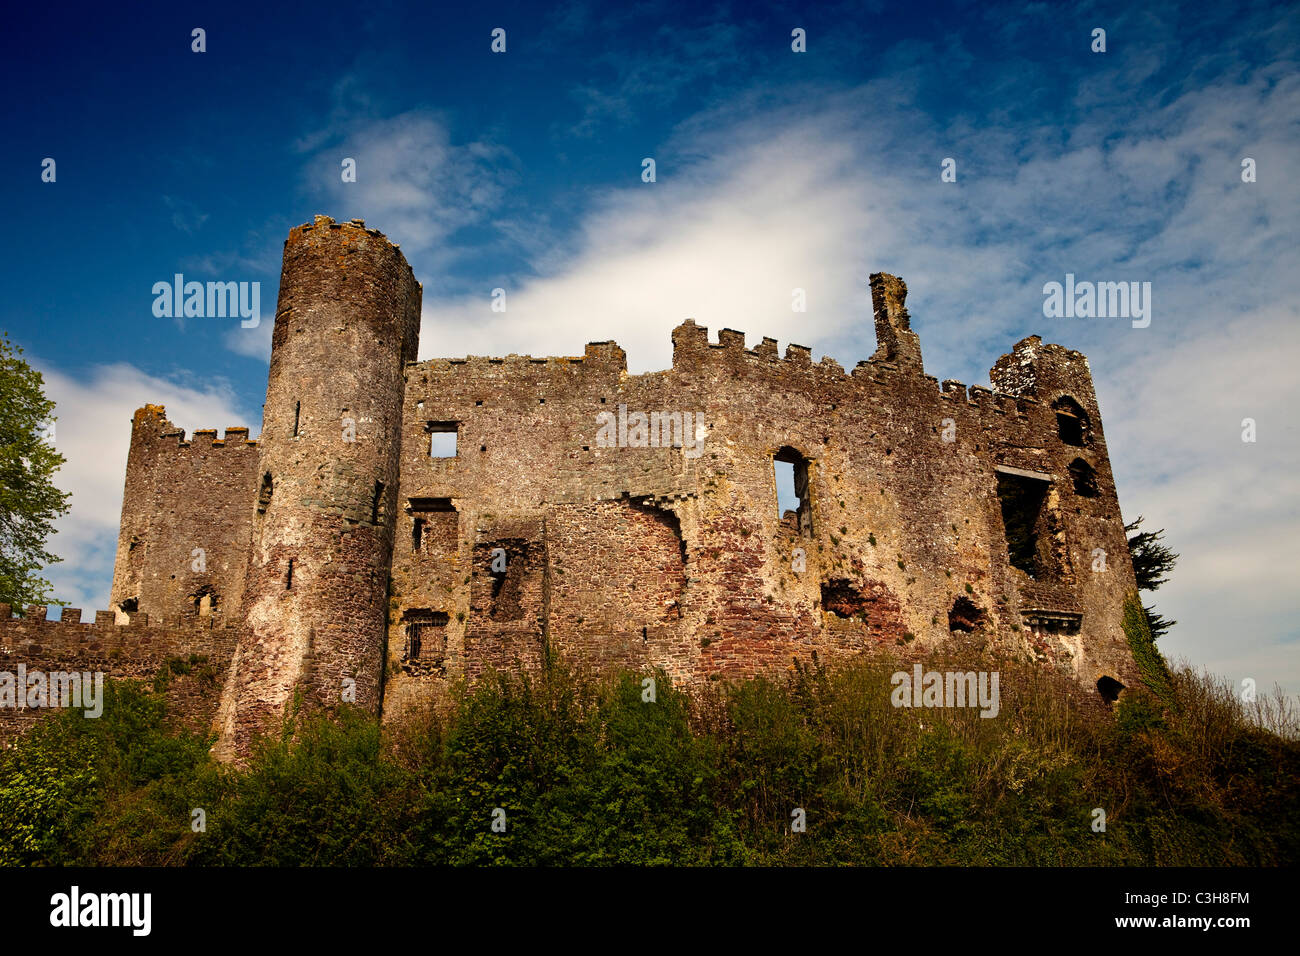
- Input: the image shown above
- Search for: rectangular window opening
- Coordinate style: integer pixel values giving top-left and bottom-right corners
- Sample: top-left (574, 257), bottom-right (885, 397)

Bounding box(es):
top-left (403, 610), bottom-right (449, 662)
top-left (409, 498), bottom-right (457, 555)
top-left (773, 447), bottom-right (812, 535)
top-left (427, 421), bottom-right (459, 458)
top-left (996, 470), bottom-right (1052, 579)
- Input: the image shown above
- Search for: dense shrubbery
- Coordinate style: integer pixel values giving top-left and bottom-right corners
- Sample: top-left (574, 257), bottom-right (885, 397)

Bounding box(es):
top-left (1, 651), bottom-right (1296, 866)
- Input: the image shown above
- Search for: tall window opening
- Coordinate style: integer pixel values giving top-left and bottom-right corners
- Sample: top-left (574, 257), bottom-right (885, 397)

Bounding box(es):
top-left (996, 468), bottom-right (1057, 579)
top-left (409, 498), bottom-right (456, 554)
top-left (292, 401), bottom-right (301, 437)
top-left (371, 481), bottom-right (387, 526)
top-left (773, 446), bottom-right (812, 535)
top-left (1068, 458), bottom-right (1099, 498)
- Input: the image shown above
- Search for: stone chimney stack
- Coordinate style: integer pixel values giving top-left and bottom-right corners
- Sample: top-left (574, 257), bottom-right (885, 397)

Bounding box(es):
top-left (869, 273), bottom-right (923, 372)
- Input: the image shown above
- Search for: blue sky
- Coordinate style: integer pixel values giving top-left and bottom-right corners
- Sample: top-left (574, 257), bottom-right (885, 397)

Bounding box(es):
top-left (2, 0), bottom-right (1297, 696)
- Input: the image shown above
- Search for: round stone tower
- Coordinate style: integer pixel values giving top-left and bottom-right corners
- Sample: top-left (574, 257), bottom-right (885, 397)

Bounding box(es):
top-left (214, 215), bottom-right (421, 761)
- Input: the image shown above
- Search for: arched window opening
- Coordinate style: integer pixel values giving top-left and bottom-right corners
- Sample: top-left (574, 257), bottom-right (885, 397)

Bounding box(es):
top-left (1069, 458), bottom-right (1099, 497)
top-left (1097, 676), bottom-right (1124, 703)
top-left (948, 596), bottom-right (987, 632)
top-left (1052, 396), bottom-right (1090, 447)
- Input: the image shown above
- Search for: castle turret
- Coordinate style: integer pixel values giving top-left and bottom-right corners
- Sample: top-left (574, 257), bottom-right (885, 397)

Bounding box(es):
top-left (110, 405), bottom-right (260, 629)
top-left (990, 335), bottom-right (1139, 693)
top-left (213, 216), bottom-right (421, 760)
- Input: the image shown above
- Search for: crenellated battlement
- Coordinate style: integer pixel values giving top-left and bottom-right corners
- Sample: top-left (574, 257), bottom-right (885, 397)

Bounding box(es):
top-left (416, 352), bottom-right (595, 370)
top-left (176, 427), bottom-right (259, 448)
top-left (1, 603), bottom-right (242, 635)
top-left (406, 310), bottom-right (1087, 431)
top-left (0, 603), bottom-right (239, 742)
top-left (286, 215), bottom-right (420, 289)
top-left (131, 405), bottom-right (258, 450)
top-left (0, 602), bottom-right (239, 668)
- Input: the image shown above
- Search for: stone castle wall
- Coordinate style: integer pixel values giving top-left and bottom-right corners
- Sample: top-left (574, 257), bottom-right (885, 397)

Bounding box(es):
top-left (109, 406), bottom-right (260, 629)
top-left (49, 217), bottom-right (1141, 755)
top-left (381, 293), bottom-right (1139, 724)
top-left (0, 603), bottom-right (237, 741)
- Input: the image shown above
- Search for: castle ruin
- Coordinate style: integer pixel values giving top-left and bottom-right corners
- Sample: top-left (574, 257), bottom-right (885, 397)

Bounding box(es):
top-left (1, 216), bottom-right (1141, 756)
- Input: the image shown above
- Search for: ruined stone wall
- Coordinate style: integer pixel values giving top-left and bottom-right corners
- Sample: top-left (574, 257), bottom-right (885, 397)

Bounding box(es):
top-left (383, 277), bottom-right (1140, 725)
top-left (110, 406), bottom-right (260, 629)
top-left (546, 499), bottom-right (690, 672)
top-left (0, 604), bottom-right (237, 742)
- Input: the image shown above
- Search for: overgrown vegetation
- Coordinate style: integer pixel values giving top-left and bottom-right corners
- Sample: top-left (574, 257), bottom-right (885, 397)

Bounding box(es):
top-left (1122, 592), bottom-right (1176, 704)
top-left (1, 655), bottom-right (1296, 866)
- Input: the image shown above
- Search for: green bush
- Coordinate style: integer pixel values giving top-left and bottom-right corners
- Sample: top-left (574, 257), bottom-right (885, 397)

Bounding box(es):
top-left (0, 654), bottom-right (1295, 866)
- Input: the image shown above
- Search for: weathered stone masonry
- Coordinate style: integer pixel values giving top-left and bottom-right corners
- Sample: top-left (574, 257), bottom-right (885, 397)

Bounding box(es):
top-left (2, 215), bottom-right (1140, 754)
top-left (383, 268), bottom-right (1140, 727)
top-left (0, 603), bottom-right (236, 741)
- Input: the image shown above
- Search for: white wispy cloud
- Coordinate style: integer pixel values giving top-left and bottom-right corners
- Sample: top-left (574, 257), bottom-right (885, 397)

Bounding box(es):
top-left (297, 110), bottom-right (518, 261)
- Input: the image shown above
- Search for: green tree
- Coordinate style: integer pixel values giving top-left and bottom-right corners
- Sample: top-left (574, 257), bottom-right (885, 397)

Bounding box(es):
top-left (0, 333), bottom-right (71, 608)
top-left (1125, 515), bottom-right (1178, 640)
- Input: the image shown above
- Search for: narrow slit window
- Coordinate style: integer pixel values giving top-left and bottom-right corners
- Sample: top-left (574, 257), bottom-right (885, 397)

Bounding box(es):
top-left (412, 517), bottom-right (425, 552)
top-left (257, 472), bottom-right (273, 515)
top-left (286, 558), bottom-right (294, 590)
top-left (292, 401), bottom-right (301, 437)
top-left (371, 481), bottom-right (386, 526)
